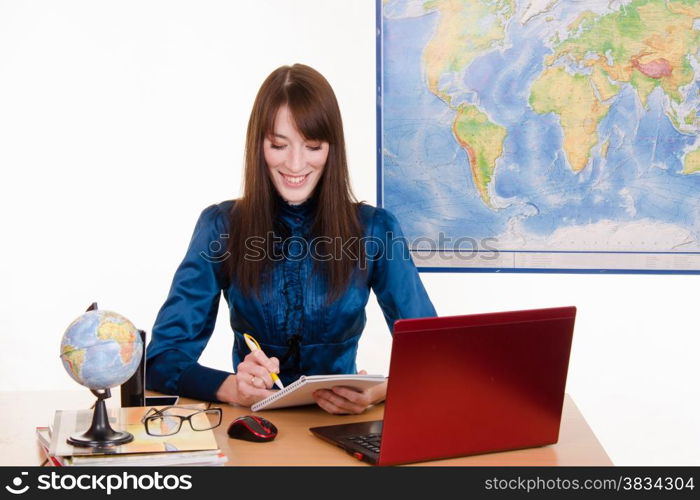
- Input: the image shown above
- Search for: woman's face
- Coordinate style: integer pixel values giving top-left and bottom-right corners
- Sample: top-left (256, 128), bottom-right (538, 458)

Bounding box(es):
top-left (264, 105), bottom-right (329, 205)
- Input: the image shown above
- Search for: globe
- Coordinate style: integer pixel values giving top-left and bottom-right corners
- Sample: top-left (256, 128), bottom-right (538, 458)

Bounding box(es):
top-left (60, 309), bottom-right (143, 391)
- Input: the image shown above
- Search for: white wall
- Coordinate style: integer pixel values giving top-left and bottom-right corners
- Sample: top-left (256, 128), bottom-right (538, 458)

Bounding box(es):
top-left (1, 0), bottom-right (698, 465)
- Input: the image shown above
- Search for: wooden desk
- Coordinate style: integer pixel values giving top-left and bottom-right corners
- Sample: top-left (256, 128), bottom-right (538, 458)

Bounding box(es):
top-left (0, 391), bottom-right (610, 466)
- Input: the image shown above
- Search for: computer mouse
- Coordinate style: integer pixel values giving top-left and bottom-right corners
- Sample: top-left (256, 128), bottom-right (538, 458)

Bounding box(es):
top-left (227, 415), bottom-right (278, 442)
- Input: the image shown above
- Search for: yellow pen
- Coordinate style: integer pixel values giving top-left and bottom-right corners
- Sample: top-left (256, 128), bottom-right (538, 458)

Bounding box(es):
top-left (243, 333), bottom-right (285, 390)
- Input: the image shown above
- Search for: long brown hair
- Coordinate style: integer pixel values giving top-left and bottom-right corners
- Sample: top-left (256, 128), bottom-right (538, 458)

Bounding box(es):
top-left (223, 64), bottom-right (364, 301)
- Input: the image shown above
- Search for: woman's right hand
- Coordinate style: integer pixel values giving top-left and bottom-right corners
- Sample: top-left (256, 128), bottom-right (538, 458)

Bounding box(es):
top-left (216, 351), bottom-right (280, 407)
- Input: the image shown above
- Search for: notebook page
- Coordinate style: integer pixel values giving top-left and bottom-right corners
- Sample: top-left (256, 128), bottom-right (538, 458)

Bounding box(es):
top-left (251, 374), bottom-right (386, 411)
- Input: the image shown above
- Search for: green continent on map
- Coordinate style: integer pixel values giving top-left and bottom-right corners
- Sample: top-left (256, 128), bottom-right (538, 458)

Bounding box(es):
top-left (422, 0), bottom-right (514, 207)
top-left (683, 145), bottom-right (700, 174)
top-left (96, 314), bottom-right (136, 364)
top-left (530, 0), bottom-right (700, 173)
top-left (62, 345), bottom-right (86, 380)
top-left (416, 0), bottom-right (699, 210)
top-left (422, 0), bottom-right (515, 102)
top-left (544, 0), bottom-right (700, 118)
top-left (452, 105), bottom-right (507, 207)
top-left (530, 67), bottom-right (611, 173)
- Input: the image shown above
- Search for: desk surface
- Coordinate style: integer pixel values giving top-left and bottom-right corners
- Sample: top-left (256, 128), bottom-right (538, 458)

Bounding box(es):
top-left (0, 391), bottom-right (611, 466)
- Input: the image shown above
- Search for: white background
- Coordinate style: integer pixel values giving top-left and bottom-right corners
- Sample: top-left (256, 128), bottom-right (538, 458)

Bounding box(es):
top-left (1, 0), bottom-right (698, 465)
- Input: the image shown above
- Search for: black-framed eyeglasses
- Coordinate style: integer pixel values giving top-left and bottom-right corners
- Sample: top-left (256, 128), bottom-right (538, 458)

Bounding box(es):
top-left (141, 405), bottom-right (223, 437)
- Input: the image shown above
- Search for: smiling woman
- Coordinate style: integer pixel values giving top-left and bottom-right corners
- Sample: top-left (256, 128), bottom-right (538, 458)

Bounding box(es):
top-left (265, 105), bottom-right (328, 204)
top-left (145, 64), bottom-right (437, 415)
top-left (228, 64), bottom-right (363, 304)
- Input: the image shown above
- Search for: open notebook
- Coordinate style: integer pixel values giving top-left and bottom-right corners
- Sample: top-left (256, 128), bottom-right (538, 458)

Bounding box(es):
top-left (251, 374), bottom-right (386, 411)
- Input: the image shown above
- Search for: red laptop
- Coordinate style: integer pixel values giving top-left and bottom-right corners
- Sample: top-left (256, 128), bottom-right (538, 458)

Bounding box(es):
top-left (310, 306), bottom-right (576, 465)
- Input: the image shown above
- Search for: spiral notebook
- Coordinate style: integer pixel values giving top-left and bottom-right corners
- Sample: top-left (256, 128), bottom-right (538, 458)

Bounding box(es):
top-left (251, 374), bottom-right (386, 411)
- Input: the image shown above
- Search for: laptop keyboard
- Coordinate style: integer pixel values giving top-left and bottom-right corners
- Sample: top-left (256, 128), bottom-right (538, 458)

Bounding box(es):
top-left (346, 433), bottom-right (382, 454)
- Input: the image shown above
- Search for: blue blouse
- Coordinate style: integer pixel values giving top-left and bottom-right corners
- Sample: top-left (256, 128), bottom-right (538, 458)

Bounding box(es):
top-left (146, 198), bottom-right (437, 402)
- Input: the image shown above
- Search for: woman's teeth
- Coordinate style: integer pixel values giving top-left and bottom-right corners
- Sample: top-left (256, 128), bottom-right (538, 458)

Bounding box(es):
top-left (283, 174), bottom-right (307, 185)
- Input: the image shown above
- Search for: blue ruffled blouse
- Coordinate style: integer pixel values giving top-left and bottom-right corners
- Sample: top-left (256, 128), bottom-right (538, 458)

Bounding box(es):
top-left (146, 198), bottom-right (437, 401)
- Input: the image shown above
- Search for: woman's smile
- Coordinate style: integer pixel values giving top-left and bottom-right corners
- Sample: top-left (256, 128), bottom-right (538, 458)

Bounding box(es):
top-left (264, 105), bottom-right (328, 204)
top-left (279, 171), bottom-right (310, 187)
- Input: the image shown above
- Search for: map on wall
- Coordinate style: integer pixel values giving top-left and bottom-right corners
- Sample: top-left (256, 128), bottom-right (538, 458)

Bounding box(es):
top-left (378, 0), bottom-right (700, 272)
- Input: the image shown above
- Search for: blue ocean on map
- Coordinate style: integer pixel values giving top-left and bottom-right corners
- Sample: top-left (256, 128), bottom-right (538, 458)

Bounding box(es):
top-left (381, 0), bottom-right (700, 256)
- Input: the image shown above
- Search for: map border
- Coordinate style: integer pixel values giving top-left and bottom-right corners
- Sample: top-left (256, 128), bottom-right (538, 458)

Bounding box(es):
top-left (375, 0), bottom-right (700, 275)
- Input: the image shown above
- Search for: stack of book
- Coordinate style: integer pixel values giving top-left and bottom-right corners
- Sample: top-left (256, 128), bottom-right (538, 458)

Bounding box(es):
top-left (37, 404), bottom-right (227, 466)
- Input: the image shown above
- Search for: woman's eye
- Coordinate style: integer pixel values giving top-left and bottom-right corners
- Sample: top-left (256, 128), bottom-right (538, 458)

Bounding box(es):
top-left (270, 144), bottom-right (286, 150)
top-left (307, 145), bottom-right (323, 151)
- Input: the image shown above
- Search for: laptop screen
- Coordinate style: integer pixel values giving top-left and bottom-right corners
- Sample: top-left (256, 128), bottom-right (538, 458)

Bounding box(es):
top-left (378, 306), bottom-right (576, 465)
top-left (310, 306), bottom-right (576, 466)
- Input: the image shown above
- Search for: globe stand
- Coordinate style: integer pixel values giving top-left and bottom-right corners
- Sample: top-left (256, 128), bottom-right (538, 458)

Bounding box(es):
top-left (67, 388), bottom-right (134, 447)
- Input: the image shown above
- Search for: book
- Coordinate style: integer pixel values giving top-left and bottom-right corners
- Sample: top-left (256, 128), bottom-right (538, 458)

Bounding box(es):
top-left (251, 374), bottom-right (386, 411)
top-left (46, 404), bottom-right (226, 466)
top-left (36, 427), bottom-right (64, 466)
top-left (64, 449), bottom-right (227, 466)
top-left (36, 425), bottom-right (226, 466)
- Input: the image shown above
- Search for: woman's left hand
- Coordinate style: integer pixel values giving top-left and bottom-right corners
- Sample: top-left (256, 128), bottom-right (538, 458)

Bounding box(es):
top-left (312, 370), bottom-right (387, 415)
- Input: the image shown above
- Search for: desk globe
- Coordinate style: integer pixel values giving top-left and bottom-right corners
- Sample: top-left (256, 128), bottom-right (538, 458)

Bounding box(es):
top-left (59, 303), bottom-right (143, 447)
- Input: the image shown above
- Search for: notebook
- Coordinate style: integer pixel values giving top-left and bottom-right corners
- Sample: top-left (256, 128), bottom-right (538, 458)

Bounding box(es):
top-left (310, 306), bottom-right (576, 465)
top-left (251, 374), bottom-right (386, 411)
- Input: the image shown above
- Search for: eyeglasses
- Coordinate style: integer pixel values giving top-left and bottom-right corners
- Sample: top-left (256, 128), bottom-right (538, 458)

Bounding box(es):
top-left (141, 405), bottom-right (222, 437)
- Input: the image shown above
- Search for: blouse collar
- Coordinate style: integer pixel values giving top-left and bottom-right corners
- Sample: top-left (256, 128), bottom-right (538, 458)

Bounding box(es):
top-left (274, 192), bottom-right (317, 221)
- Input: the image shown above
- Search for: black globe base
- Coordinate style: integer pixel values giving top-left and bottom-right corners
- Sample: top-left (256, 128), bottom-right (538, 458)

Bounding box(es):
top-left (67, 429), bottom-right (133, 447)
top-left (67, 388), bottom-right (134, 448)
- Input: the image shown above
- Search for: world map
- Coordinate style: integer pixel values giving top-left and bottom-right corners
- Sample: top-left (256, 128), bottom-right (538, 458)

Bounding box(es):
top-left (380, 0), bottom-right (700, 271)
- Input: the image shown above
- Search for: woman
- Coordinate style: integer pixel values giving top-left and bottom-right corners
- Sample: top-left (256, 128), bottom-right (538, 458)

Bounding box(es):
top-left (146, 64), bottom-right (436, 414)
